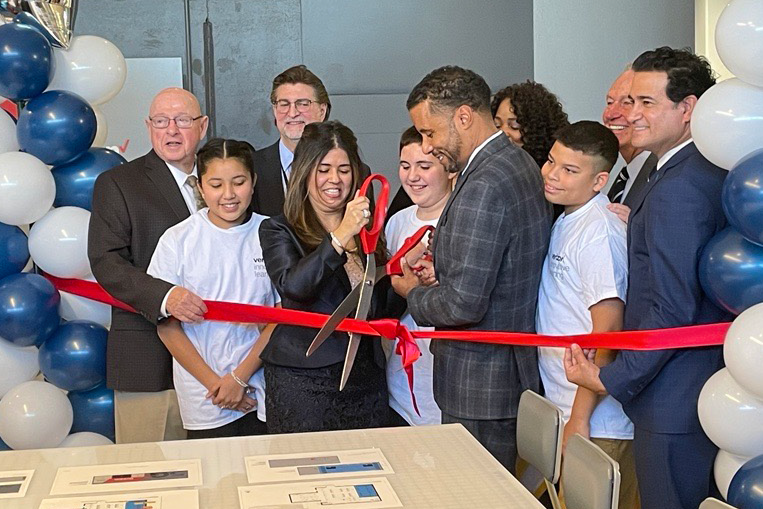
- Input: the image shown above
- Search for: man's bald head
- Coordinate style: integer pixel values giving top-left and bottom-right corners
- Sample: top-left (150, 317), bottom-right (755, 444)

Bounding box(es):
top-left (146, 87), bottom-right (208, 173)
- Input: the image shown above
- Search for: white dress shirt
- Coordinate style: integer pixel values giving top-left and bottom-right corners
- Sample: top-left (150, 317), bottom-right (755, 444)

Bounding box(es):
top-left (656, 138), bottom-right (693, 173)
top-left (278, 139), bottom-right (294, 192)
top-left (621, 150), bottom-right (652, 202)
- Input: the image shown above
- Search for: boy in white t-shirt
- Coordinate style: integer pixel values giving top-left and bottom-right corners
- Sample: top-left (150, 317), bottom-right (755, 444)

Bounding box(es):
top-left (537, 121), bottom-right (638, 508)
top-left (147, 138), bottom-right (279, 439)
top-left (384, 126), bottom-right (457, 426)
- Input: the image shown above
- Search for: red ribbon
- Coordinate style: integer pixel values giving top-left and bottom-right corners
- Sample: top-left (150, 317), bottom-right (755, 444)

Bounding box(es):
top-left (47, 274), bottom-right (729, 417)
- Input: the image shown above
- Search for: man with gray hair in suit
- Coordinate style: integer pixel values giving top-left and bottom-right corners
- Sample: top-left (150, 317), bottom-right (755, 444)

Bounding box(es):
top-left (392, 66), bottom-right (552, 472)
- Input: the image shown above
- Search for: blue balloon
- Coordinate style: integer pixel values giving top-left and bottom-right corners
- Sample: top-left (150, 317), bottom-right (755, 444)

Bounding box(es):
top-left (700, 228), bottom-right (763, 315)
top-left (0, 22), bottom-right (53, 100)
top-left (17, 90), bottom-right (97, 166)
top-left (729, 454), bottom-right (763, 509)
top-left (0, 273), bottom-right (60, 347)
top-left (67, 384), bottom-right (115, 442)
top-left (723, 149), bottom-right (763, 246)
top-left (39, 320), bottom-right (107, 392)
top-left (0, 222), bottom-right (29, 280)
top-left (0, 435), bottom-right (10, 451)
top-left (13, 12), bottom-right (59, 47)
top-left (52, 148), bottom-right (127, 210)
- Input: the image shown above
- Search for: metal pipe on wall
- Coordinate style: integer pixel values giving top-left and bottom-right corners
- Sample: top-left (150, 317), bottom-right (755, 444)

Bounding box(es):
top-left (183, 0), bottom-right (193, 94)
top-left (203, 17), bottom-right (216, 137)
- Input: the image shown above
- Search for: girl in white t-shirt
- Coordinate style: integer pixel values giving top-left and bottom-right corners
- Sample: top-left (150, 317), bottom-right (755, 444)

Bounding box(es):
top-left (384, 126), bottom-right (458, 426)
top-left (148, 138), bottom-right (279, 439)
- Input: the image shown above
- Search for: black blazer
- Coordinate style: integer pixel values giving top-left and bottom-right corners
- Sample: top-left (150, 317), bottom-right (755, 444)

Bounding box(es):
top-left (258, 214), bottom-right (404, 369)
top-left (600, 143), bottom-right (732, 433)
top-left (252, 140), bottom-right (375, 217)
top-left (88, 150), bottom-right (191, 392)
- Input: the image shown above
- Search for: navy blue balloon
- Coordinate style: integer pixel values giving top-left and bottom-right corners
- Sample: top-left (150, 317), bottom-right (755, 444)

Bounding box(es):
top-left (0, 273), bottom-right (60, 346)
top-left (13, 12), bottom-right (59, 47)
top-left (68, 384), bottom-right (115, 442)
top-left (0, 22), bottom-right (53, 100)
top-left (0, 222), bottom-right (29, 280)
top-left (699, 227), bottom-right (763, 315)
top-left (729, 454), bottom-right (763, 509)
top-left (52, 148), bottom-right (127, 210)
top-left (723, 149), bottom-right (763, 246)
top-left (17, 90), bottom-right (97, 166)
top-left (39, 320), bottom-right (107, 392)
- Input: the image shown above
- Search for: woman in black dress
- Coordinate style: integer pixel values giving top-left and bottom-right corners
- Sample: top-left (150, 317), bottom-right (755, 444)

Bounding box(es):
top-left (258, 120), bottom-right (403, 433)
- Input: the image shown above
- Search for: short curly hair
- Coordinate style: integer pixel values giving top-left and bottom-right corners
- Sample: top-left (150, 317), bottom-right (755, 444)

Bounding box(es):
top-left (407, 65), bottom-right (491, 114)
top-left (491, 81), bottom-right (569, 168)
top-left (631, 46), bottom-right (716, 103)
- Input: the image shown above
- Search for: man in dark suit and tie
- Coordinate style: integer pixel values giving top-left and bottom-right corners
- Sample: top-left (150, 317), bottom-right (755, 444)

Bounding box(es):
top-left (88, 88), bottom-right (209, 443)
top-left (603, 68), bottom-right (658, 222)
top-left (251, 66), bottom-right (331, 216)
top-left (392, 66), bottom-right (552, 473)
top-left (564, 47), bottom-right (733, 509)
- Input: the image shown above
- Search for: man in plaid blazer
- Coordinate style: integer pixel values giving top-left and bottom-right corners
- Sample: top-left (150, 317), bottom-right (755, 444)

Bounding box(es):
top-left (393, 66), bottom-right (552, 472)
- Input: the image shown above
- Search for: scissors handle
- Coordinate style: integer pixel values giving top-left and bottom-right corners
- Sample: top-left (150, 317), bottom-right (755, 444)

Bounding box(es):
top-left (386, 225), bottom-right (435, 276)
top-left (359, 174), bottom-right (390, 255)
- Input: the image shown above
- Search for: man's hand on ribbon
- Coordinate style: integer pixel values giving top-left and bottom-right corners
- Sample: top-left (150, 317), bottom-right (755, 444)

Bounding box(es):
top-left (391, 258), bottom-right (422, 298)
top-left (167, 286), bottom-right (208, 324)
top-left (564, 344), bottom-right (607, 395)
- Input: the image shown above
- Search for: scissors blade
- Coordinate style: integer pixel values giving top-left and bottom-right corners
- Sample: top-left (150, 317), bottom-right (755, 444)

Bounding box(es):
top-left (306, 286), bottom-right (361, 357)
top-left (340, 255), bottom-right (376, 390)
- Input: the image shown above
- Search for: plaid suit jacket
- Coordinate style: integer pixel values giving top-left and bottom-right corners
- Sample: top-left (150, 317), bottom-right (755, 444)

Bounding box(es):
top-left (408, 133), bottom-right (552, 420)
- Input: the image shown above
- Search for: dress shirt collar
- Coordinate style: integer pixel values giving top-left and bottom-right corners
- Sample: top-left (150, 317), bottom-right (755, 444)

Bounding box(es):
top-left (656, 138), bottom-right (693, 172)
top-left (165, 161), bottom-right (198, 188)
top-left (279, 139), bottom-right (294, 174)
top-left (626, 150), bottom-right (651, 173)
top-left (460, 130), bottom-right (503, 176)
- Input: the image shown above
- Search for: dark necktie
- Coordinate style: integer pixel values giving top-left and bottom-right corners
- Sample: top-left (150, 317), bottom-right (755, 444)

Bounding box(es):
top-left (607, 166), bottom-right (629, 203)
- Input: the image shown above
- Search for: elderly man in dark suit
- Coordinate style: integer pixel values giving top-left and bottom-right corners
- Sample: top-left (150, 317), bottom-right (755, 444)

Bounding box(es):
top-left (88, 87), bottom-right (209, 443)
top-left (392, 66), bottom-right (552, 472)
top-left (565, 47), bottom-right (733, 509)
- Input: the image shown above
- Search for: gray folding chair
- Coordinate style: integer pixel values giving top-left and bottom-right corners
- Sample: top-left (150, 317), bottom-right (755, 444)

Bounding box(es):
top-left (699, 498), bottom-right (737, 509)
top-left (562, 433), bottom-right (621, 509)
top-left (516, 390), bottom-right (564, 509)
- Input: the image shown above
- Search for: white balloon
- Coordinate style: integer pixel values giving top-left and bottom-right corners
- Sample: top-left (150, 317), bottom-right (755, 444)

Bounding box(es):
top-left (59, 432), bottom-right (113, 448)
top-left (28, 207), bottom-right (91, 278)
top-left (724, 301), bottom-right (763, 399)
top-left (715, 449), bottom-right (751, 500)
top-left (92, 105), bottom-right (109, 147)
top-left (46, 35), bottom-right (127, 105)
top-left (698, 368), bottom-right (763, 457)
top-left (0, 152), bottom-right (56, 226)
top-left (59, 291), bottom-right (111, 329)
top-left (0, 339), bottom-right (39, 399)
top-left (0, 109), bottom-right (18, 153)
top-left (692, 78), bottom-right (763, 170)
top-left (716, 0), bottom-right (763, 87)
top-left (0, 380), bottom-right (73, 450)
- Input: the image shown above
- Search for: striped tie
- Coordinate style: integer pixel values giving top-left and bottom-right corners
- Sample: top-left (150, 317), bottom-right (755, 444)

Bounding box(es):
top-left (607, 166), bottom-right (629, 203)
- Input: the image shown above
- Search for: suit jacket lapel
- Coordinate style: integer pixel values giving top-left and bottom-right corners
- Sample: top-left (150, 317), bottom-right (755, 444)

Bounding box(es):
top-left (629, 143), bottom-right (697, 218)
top-left (143, 150), bottom-right (191, 222)
top-left (623, 153), bottom-right (657, 208)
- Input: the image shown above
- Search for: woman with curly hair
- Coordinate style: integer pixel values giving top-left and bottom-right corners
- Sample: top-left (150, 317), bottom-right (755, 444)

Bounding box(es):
top-left (491, 81), bottom-right (569, 168)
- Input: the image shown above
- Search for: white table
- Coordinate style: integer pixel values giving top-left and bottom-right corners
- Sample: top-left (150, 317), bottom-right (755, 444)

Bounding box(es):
top-left (0, 423), bottom-right (544, 508)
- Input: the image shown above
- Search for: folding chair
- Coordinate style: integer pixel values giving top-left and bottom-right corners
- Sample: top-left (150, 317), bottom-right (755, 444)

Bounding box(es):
top-left (561, 433), bottom-right (621, 509)
top-left (699, 498), bottom-right (737, 509)
top-left (516, 390), bottom-right (564, 509)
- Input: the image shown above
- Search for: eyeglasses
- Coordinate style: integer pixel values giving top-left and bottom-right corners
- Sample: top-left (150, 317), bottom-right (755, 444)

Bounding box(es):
top-left (272, 98), bottom-right (317, 114)
top-left (148, 115), bottom-right (203, 129)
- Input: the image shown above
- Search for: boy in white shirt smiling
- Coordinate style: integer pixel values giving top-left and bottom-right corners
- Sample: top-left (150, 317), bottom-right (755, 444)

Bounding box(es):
top-left (536, 121), bottom-right (638, 508)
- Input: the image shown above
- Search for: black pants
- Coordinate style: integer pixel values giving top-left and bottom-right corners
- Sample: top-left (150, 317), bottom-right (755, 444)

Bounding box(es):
top-left (442, 411), bottom-right (518, 474)
top-left (186, 411), bottom-right (267, 439)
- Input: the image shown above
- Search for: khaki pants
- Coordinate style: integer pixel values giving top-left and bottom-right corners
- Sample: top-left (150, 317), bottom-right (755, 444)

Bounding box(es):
top-left (114, 390), bottom-right (187, 444)
top-left (590, 437), bottom-right (640, 509)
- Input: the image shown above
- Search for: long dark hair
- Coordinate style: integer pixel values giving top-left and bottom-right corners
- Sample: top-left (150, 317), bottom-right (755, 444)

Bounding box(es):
top-left (284, 121), bottom-right (386, 262)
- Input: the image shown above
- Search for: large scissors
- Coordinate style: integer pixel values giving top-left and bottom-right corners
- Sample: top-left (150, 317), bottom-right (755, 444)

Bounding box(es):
top-left (306, 173), bottom-right (433, 390)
